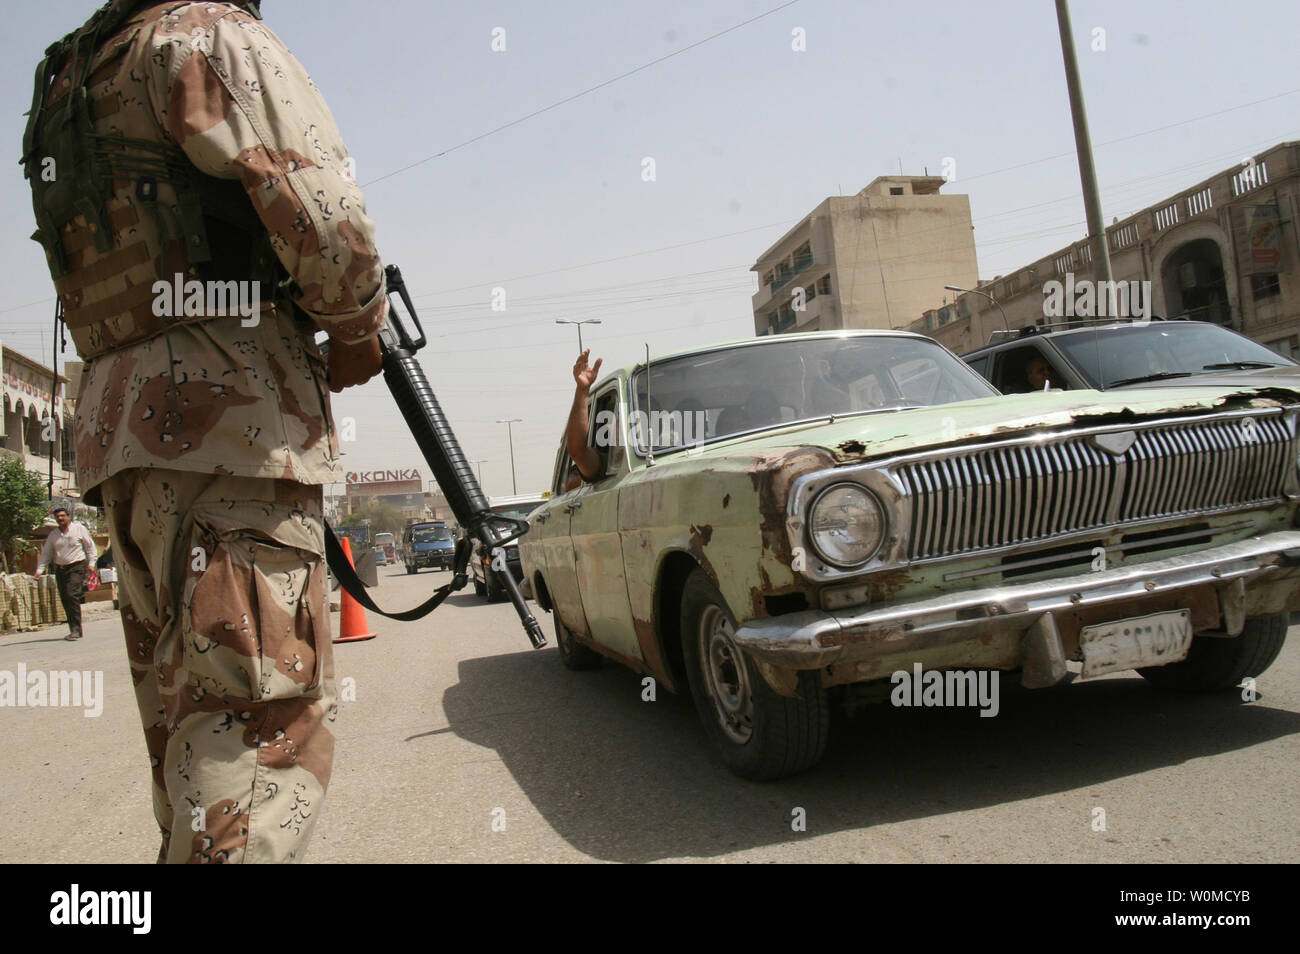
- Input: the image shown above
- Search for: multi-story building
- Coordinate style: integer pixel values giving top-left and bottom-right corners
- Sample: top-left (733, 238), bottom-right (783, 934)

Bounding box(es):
top-left (911, 140), bottom-right (1300, 357)
top-left (1, 343), bottom-right (76, 498)
top-left (751, 175), bottom-right (979, 335)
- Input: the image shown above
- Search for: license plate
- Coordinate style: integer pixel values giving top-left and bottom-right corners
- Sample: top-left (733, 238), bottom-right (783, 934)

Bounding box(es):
top-left (1079, 610), bottom-right (1193, 679)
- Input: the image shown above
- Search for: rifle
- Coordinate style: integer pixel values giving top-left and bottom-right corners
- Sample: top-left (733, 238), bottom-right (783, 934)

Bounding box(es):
top-left (321, 264), bottom-right (547, 649)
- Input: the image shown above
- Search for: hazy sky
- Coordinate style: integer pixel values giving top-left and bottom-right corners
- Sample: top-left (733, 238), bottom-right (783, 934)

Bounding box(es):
top-left (2, 0), bottom-right (1297, 497)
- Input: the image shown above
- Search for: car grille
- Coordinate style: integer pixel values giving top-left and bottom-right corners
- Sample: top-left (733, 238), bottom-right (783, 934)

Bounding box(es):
top-left (894, 415), bottom-right (1294, 561)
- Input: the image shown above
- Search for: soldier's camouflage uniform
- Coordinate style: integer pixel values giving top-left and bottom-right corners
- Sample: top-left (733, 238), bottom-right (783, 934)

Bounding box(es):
top-left (32, 1), bottom-right (387, 862)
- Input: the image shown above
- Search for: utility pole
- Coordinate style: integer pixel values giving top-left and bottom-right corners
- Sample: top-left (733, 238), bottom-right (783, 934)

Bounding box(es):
top-left (1055, 0), bottom-right (1114, 305)
top-left (496, 419), bottom-right (521, 494)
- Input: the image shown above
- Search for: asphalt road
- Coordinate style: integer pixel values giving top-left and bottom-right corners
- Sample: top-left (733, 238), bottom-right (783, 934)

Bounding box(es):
top-left (2, 563), bottom-right (1298, 863)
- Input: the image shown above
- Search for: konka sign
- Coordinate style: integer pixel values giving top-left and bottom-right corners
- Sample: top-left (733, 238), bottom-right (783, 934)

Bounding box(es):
top-left (346, 468), bottom-right (422, 494)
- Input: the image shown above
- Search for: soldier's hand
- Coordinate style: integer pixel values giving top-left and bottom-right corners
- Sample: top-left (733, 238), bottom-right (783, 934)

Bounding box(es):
top-left (327, 336), bottom-right (383, 392)
top-left (573, 349), bottom-right (603, 390)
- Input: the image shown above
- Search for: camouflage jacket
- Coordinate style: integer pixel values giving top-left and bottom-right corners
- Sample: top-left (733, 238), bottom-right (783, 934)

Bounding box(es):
top-left (57, 2), bottom-right (387, 505)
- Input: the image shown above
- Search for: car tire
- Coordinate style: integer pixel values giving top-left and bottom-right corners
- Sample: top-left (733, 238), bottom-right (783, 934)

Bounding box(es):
top-left (680, 568), bottom-right (828, 780)
top-left (555, 610), bottom-right (603, 671)
top-left (485, 569), bottom-right (502, 603)
top-left (1138, 613), bottom-right (1288, 692)
top-left (473, 575), bottom-right (486, 598)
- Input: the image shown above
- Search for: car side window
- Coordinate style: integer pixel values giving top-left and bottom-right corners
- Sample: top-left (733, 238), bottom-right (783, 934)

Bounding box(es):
top-left (553, 439), bottom-right (581, 495)
top-left (590, 386), bottom-right (620, 479)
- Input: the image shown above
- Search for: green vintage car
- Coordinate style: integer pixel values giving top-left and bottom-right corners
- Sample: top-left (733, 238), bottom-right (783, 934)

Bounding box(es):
top-left (519, 330), bottom-right (1300, 779)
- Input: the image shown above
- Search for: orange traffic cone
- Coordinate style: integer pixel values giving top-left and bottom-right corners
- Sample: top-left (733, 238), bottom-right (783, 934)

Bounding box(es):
top-left (333, 535), bottom-right (377, 643)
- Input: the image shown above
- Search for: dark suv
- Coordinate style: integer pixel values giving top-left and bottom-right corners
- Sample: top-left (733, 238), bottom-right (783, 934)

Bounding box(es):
top-left (962, 320), bottom-right (1299, 393)
top-left (400, 521), bottom-right (455, 574)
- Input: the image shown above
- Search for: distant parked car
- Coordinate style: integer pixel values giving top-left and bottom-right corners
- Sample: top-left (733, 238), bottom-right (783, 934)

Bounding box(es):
top-left (469, 494), bottom-right (547, 601)
top-left (520, 329), bottom-right (1300, 780)
top-left (400, 521), bottom-right (455, 573)
top-left (961, 319), bottom-right (1299, 393)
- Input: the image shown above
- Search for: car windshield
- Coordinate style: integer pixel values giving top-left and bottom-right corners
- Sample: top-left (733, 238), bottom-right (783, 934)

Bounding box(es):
top-left (413, 527), bottom-right (453, 543)
top-left (629, 335), bottom-right (995, 452)
top-left (1053, 323), bottom-right (1294, 388)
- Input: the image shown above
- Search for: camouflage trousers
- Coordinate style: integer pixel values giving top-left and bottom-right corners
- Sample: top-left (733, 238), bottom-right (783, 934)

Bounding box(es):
top-left (100, 469), bottom-right (337, 863)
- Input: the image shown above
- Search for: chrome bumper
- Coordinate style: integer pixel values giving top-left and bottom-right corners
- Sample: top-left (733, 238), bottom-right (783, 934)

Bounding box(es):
top-left (732, 531), bottom-right (1300, 670)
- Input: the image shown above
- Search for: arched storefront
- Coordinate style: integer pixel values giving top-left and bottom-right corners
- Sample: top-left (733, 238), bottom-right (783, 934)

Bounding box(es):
top-left (1151, 222), bottom-right (1238, 326)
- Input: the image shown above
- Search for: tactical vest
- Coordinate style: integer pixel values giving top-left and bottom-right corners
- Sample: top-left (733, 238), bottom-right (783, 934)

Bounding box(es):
top-left (21, 0), bottom-right (275, 360)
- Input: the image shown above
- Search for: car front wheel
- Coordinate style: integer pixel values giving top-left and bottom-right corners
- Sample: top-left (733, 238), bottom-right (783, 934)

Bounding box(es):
top-left (1139, 613), bottom-right (1288, 691)
top-left (680, 568), bottom-right (828, 780)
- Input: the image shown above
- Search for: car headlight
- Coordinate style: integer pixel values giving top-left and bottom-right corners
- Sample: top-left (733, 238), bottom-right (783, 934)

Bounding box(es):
top-left (808, 482), bottom-right (886, 568)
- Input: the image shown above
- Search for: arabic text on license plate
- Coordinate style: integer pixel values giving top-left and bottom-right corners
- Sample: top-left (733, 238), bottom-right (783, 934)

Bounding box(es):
top-left (1079, 609), bottom-right (1192, 679)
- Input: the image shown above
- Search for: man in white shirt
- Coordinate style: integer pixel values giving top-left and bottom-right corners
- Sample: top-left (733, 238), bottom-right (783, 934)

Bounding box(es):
top-left (35, 508), bottom-right (98, 641)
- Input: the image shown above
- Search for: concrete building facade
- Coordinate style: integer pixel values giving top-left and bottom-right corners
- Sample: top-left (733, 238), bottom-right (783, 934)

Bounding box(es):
top-left (752, 175), bottom-right (979, 335)
top-left (911, 141), bottom-right (1300, 357)
top-left (0, 343), bottom-right (77, 498)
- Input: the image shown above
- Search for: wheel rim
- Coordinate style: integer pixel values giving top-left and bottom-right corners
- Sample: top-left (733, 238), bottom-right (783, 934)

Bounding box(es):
top-left (699, 604), bottom-right (753, 744)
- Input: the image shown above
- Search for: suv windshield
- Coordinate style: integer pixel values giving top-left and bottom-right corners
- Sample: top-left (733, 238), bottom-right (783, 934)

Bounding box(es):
top-left (492, 506), bottom-right (537, 521)
top-left (630, 335), bottom-right (995, 452)
top-left (413, 527), bottom-right (453, 543)
top-left (1053, 323), bottom-right (1293, 387)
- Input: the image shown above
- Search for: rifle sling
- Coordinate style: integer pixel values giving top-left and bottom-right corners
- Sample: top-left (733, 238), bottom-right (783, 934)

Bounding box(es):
top-left (324, 524), bottom-right (469, 622)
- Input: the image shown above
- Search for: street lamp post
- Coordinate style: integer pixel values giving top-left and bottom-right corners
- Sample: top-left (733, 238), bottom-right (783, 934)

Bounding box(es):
top-left (556, 318), bottom-right (602, 352)
top-left (945, 284), bottom-right (1010, 334)
top-left (472, 459), bottom-right (487, 484)
top-left (496, 419), bottom-right (521, 494)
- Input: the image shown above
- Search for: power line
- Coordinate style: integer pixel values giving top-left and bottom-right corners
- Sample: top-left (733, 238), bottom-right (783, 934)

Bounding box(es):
top-left (960, 89), bottom-right (1300, 184)
top-left (2, 129), bottom-right (1291, 337)
top-left (361, 0), bottom-right (805, 188)
top-left (404, 130), bottom-right (1296, 308)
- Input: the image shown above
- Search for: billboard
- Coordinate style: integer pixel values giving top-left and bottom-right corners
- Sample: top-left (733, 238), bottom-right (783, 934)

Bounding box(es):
top-left (346, 468), bottom-right (422, 494)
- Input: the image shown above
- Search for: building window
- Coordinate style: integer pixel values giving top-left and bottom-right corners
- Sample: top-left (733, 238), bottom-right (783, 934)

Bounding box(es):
top-left (889, 187), bottom-right (904, 196)
top-left (817, 274), bottom-right (831, 295)
top-left (1251, 273), bottom-right (1281, 301)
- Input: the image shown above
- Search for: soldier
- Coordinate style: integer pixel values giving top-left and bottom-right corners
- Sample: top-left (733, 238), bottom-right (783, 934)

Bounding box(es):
top-left (22, 0), bottom-right (387, 862)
